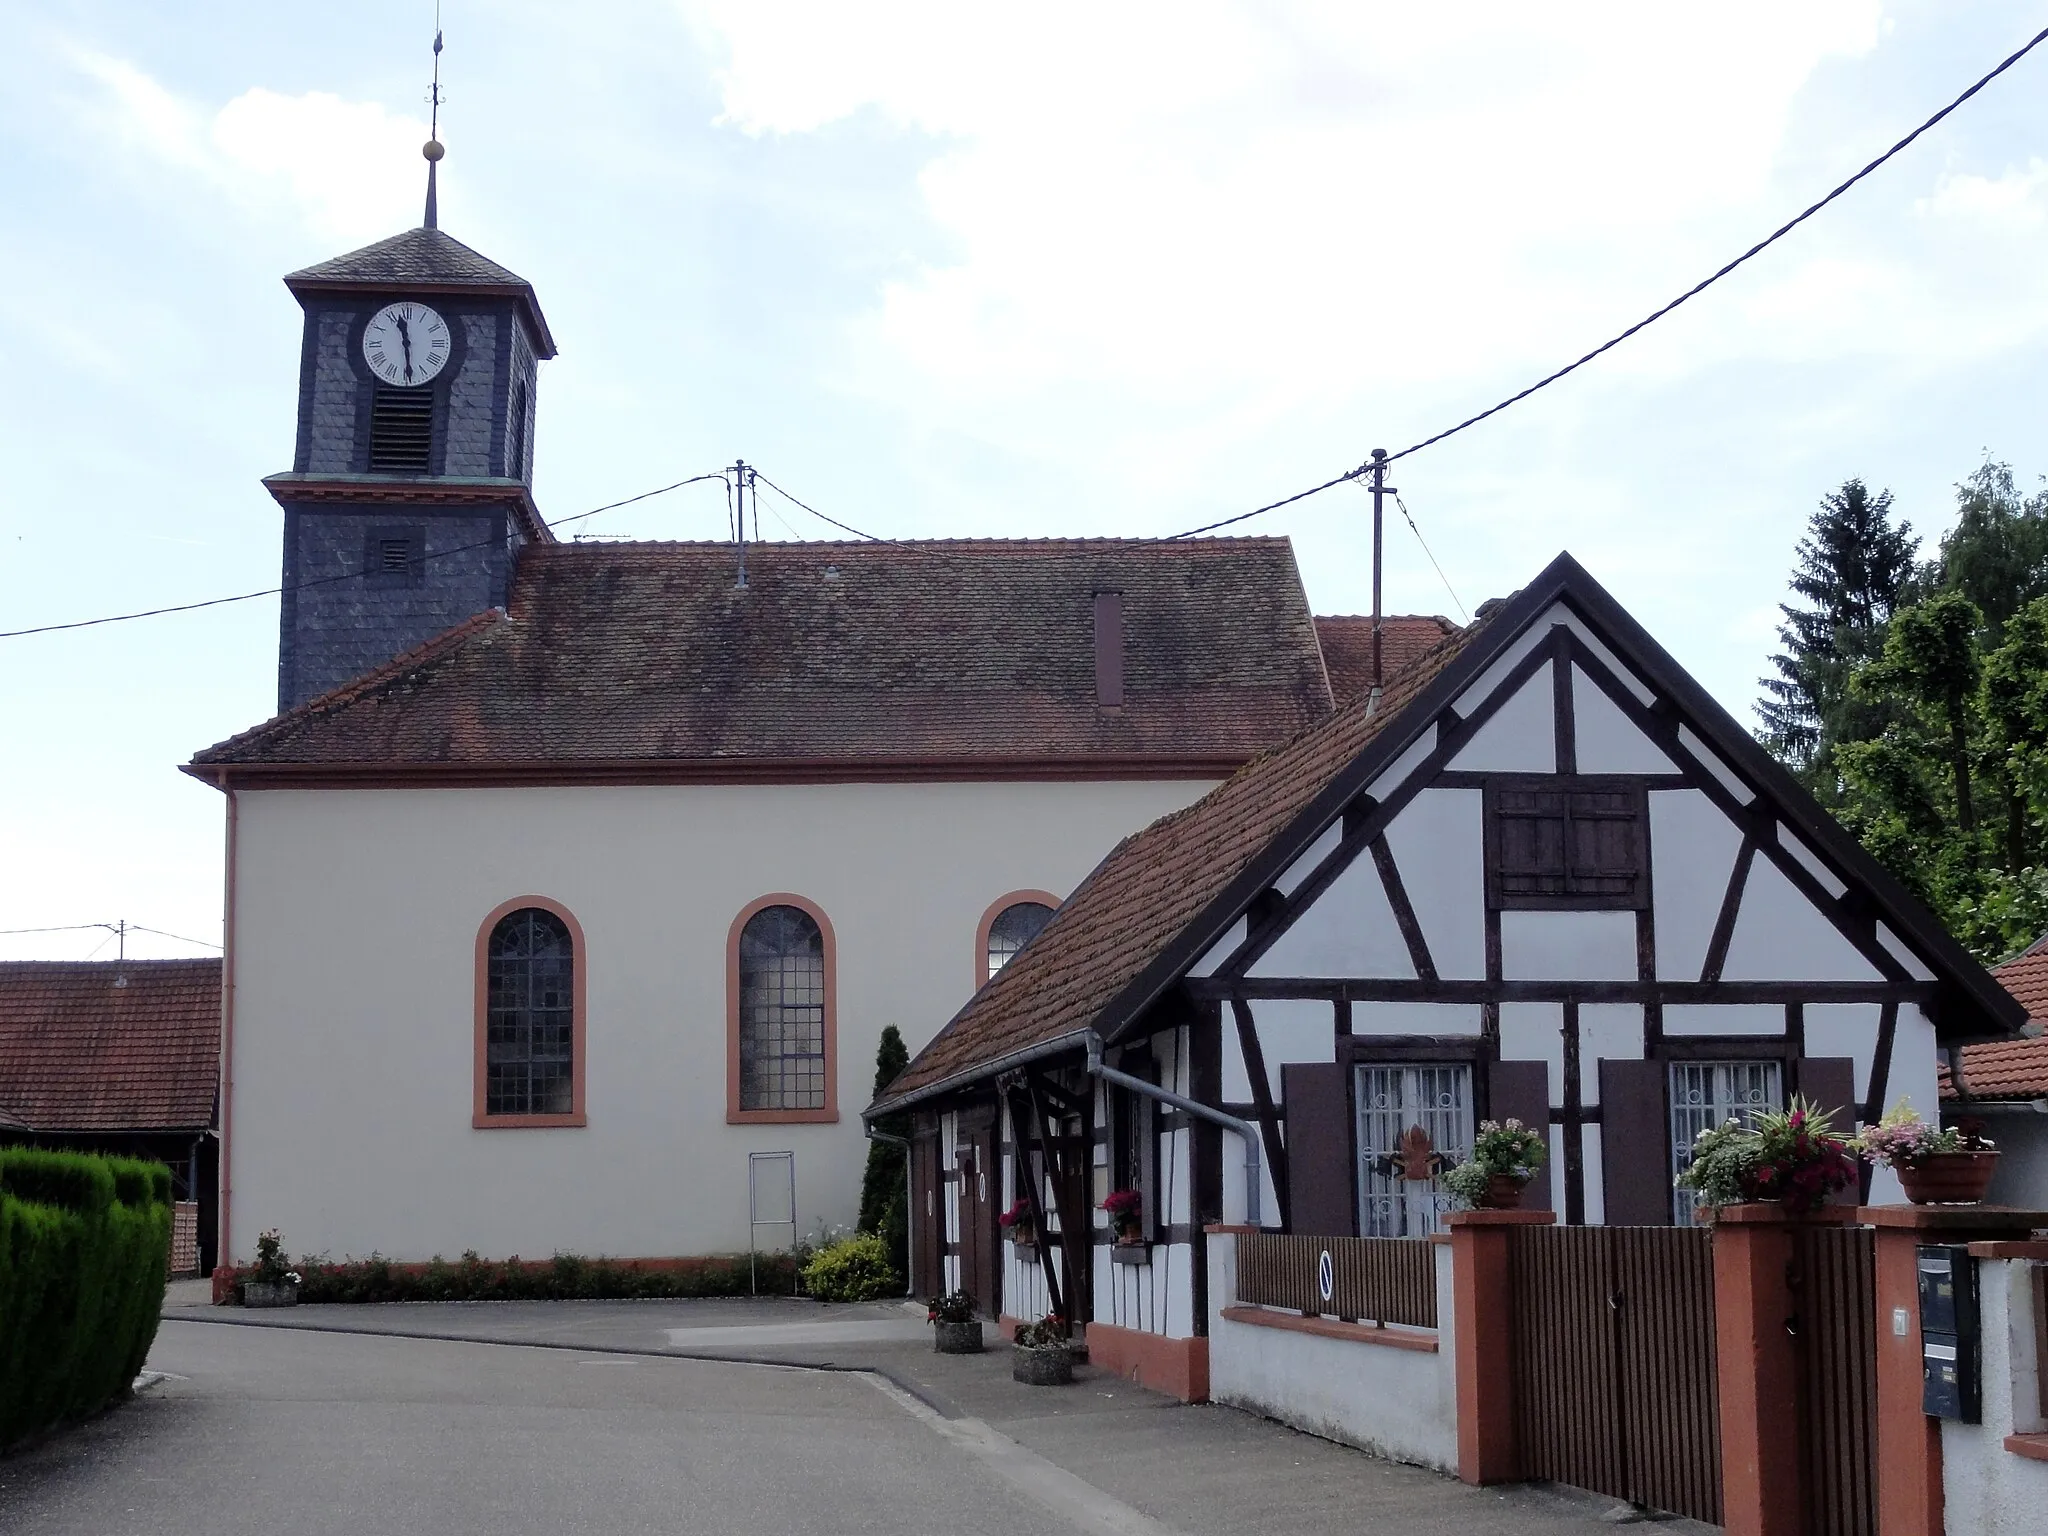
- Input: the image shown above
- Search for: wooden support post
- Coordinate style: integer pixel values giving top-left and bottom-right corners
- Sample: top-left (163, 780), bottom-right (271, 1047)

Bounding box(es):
top-left (1707, 1203), bottom-right (1831, 1536)
top-left (1448, 1208), bottom-right (1553, 1484)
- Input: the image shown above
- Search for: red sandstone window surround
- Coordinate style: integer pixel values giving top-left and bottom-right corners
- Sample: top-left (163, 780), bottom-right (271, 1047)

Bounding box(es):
top-left (473, 896), bottom-right (587, 1129)
top-left (728, 894), bottom-right (838, 1125)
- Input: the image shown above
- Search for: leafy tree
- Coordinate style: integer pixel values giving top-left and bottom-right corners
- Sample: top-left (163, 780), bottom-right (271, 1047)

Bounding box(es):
top-left (1757, 479), bottom-right (1917, 793)
top-left (857, 1026), bottom-right (910, 1280)
top-left (1929, 460), bottom-right (2048, 631)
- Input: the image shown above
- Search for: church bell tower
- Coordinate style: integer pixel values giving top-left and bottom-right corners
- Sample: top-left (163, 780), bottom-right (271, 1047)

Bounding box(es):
top-left (266, 49), bottom-right (557, 712)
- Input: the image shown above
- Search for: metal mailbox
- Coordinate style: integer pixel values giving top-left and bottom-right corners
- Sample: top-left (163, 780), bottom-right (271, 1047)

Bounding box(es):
top-left (1916, 1244), bottom-right (1980, 1423)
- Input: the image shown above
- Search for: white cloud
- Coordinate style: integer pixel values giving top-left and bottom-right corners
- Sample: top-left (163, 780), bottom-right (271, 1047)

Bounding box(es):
top-left (1918, 157), bottom-right (2048, 227)
top-left (67, 48), bottom-right (428, 243)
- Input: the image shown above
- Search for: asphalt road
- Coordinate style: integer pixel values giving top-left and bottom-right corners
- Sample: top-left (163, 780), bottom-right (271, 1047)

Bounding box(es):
top-left (0, 1321), bottom-right (1085, 1536)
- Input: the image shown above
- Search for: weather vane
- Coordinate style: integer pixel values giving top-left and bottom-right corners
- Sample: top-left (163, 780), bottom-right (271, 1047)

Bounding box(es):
top-left (422, 12), bottom-right (446, 229)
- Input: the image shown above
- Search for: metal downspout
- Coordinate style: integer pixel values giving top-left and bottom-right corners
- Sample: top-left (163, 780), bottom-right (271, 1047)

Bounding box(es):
top-left (1084, 1031), bottom-right (1261, 1226)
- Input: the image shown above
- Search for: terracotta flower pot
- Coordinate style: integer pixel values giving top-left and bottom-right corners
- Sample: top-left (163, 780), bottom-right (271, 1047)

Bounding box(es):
top-left (1481, 1173), bottom-right (1527, 1210)
top-left (933, 1319), bottom-right (984, 1355)
top-left (1896, 1150), bottom-right (2000, 1205)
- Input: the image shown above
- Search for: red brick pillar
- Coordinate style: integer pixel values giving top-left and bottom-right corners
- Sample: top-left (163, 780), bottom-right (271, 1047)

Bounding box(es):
top-left (1708, 1203), bottom-right (1837, 1536)
top-left (1447, 1208), bottom-right (1553, 1485)
top-left (1862, 1204), bottom-right (2048, 1536)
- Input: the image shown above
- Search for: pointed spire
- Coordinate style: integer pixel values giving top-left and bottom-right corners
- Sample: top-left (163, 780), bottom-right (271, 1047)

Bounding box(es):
top-left (422, 23), bottom-right (445, 230)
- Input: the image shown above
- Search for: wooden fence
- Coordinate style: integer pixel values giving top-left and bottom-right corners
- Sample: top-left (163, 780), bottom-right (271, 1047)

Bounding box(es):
top-left (1235, 1233), bottom-right (1436, 1328)
top-left (1508, 1225), bottom-right (1722, 1526)
top-left (1795, 1224), bottom-right (1877, 1536)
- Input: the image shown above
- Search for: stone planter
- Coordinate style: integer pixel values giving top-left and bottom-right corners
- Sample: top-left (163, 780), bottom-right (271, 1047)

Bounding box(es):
top-left (1481, 1173), bottom-right (1528, 1210)
top-left (1012, 1344), bottom-right (1074, 1386)
top-left (1897, 1150), bottom-right (2000, 1205)
top-left (241, 1280), bottom-right (299, 1308)
top-left (933, 1319), bottom-right (985, 1354)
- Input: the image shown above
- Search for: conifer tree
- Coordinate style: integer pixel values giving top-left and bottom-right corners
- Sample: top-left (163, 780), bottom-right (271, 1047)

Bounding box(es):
top-left (857, 1026), bottom-right (910, 1279)
top-left (1757, 479), bottom-right (1917, 793)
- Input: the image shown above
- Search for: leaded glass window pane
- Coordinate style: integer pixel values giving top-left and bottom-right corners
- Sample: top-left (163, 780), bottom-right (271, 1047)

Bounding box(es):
top-left (485, 907), bottom-right (575, 1117)
top-left (1355, 1063), bottom-right (1474, 1237)
top-left (987, 901), bottom-right (1054, 981)
top-left (739, 905), bottom-right (827, 1111)
top-left (1669, 1059), bottom-right (1782, 1225)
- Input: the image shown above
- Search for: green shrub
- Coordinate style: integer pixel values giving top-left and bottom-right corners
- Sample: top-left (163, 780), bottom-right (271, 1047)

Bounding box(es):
top-left (0, 1148), bottom-right (173, 1450)
top-left (800, 1232), bottom-right (900, 1303)
top-left (266, 1249), bottom-right (799, 1304)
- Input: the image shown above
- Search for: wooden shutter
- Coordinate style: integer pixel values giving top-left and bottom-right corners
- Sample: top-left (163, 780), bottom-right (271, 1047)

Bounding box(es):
top-left (1795, 1056), bottom-right (1859, 1207)
top-left (910, 1125), bottom-right (942, 1297)
top-left (1600, 1057), bottom-right (1672, 1226)
top-left (1489, 1059), bottom-right (1553, 1213)
top-left (1283, 1062), bottom-right (1355, 1237)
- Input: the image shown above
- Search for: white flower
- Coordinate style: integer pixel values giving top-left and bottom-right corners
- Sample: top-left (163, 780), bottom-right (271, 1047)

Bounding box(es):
top-left (285, 1271), bottom-right (302, 1285)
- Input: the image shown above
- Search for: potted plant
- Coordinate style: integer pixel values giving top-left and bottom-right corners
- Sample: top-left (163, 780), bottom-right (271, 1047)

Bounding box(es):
top-left (1011, 1314), bottom-right (1073, 1386)
top-left (1442, 1118), bottom-right (1548, 1209)
top-left (998, 1196), bottom-right (1037, 1248)
top-left (242, 1228), bottom-right (302, 1308)
top-left (928, 1289), bottom-right (984, 1354)
top-left (1858, 1100), bottom-right (1999, 1204)
top-left (1675, 1097), bottom-right (1858, 1216)
top-left (1103, 1189), bottom-right (1145, 1246)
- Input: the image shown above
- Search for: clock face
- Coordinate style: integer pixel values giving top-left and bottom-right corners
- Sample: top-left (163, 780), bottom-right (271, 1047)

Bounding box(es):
top-left (362, 302), bottom-right (451, 388)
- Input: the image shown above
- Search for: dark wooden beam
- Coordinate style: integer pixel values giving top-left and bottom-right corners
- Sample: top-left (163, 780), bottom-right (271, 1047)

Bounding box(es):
top-left (1194, 977), bottom-right (1927, 1006)
top-left (1024, 1072), bottom-right (1091, 1334)
top-left (1369, 835), bottom-right (1438, 981)
top-left (1001, 1082), bottom-right (1065, 1323)
top-left (1551, 626), bottom-right (1576, 775)
top-left (1230, 998), bottom-right (1292, 1230)
top-left (1699, 836), bottom-right (1757, 984)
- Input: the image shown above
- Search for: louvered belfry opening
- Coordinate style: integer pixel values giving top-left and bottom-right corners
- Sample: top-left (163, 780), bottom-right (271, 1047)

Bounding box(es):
top-left (369, 385), bottom-right (435, 473)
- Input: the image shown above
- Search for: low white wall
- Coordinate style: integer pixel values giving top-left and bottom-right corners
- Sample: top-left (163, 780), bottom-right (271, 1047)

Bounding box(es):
top-left (1205, 1230), bottom-right (1458, 1473)
top-left (1942, 1255), bottom-right (2048, 1536)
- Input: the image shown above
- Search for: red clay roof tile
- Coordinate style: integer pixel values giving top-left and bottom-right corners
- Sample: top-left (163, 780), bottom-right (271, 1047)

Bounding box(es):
top-left (0, 960), bottom-right (221, 1133)
top-left (1314, 615), bottom-right (1459, 703)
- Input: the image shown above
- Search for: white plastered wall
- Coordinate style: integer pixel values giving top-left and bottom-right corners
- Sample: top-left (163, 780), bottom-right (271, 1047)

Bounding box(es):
top-left (225, 776), bottom-right (1213, 1263)
top-left (1094, 1026), bottom-right (1198, 1338)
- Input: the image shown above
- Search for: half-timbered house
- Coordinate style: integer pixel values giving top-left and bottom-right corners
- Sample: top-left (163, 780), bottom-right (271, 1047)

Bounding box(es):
top-left (867, 551), bottom-right (2026, 1400)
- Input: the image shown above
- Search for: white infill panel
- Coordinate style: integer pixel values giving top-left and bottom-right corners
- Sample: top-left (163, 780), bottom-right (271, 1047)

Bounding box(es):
top-left (1649, 789), bottom-right (1745, 980)
top-left (1777, 825), bottom-right (1847, 898)
top-left (1678, 725), bottom-right (1754, 804)
top-left (1447, 671), bottom-right (1556, 774)
top-left (1499, 910), bottom-right (1638, 980)
top-left (1805, 1003), bottom-right (1882, 1118)
top-left (1497, 1003), bottom-right (1564, 1098)
top-left (1876, 923), bottom-right (1936, 982)
top-left (1368, 726), bottom-right (1440, 801)
top-left (1664, 1003), bottom-right (1784, 1037)
top-left (1249, 854), bottom-right (1415, 979)
top-left (1720, 857), bottom-right (1882, 982)
top-left (1189, 917), bottom-right (1247, 978)
top-left (1571, 665), bottom-right (1676, 773)
top-left (1352, 1002), bottom-right (1484, 1036)
top-left (1277, 822), bottom-right (1343, 896)
top-left (1383, 789), bottom-right (1485, 978)
top-left (1580, 1124), bottom-right (1606, 1224)
top-left (1578, 1006), bottom-right (1645, 1099)
top-left (1888, 1006), bottom-right (1941, 1119)
top-left (1247, 999), bottom-right (1338, 1088)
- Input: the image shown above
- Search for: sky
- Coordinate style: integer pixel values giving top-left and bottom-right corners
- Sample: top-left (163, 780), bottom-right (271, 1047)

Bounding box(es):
top-left (1, 1), bottom-right (2045, 961)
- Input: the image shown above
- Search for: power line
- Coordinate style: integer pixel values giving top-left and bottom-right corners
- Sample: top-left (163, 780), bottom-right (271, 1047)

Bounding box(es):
top-left (0, 473), bottom-right (731, 640)
top-left (1392, 493), bottom-right (1467, 623)
top-left (0, 920), bottom-right (221, 951)
top-left (128, 925), bottom-right (224, 952)
top-left (0, 923), bottom-right (111, 937)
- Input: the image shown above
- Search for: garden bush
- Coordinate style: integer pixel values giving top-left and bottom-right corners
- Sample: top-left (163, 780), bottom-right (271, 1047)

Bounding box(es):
top-left (799, 1232), bottom-right (900, 1303)
top-left (222, 1247), bottom-right (801, 1304)
top-left (0, 1147), bottom-right (173, 1451)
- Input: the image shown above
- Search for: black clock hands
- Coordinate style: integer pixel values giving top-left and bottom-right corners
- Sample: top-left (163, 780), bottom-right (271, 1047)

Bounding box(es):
top-left (393, 313), bottom-right (415, 383)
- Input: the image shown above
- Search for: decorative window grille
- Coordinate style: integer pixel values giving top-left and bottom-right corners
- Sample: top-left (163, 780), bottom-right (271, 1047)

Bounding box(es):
top-left (739, 905), bottom-right (827, 1111)
top-left (1355, 1062), bottom-right (1474, 1237)
top-left (369, 385), bottom-right (434, 473)
top-left (986, 900), bottom-right (1054, 981)
top-left (484, 907), bottom-right (575, 1116)
top-left (1669, 1059), bottom-right (1783, 1225)
top-left (1487, 780), bottom-right (1648, 910)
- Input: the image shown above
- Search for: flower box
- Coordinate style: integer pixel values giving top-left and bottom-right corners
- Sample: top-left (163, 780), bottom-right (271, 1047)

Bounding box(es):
top-left (934, 1319), bottom-right (985, 1354)
top-left (242, 1280), bottom-right (298, 1308)
top-left (1011, 1240), bottom-right (1038, 1263)
top-left (1012, 1344), bottom-right (1074, 1386)
top-left (1111, 1243), bottom-right (1152, 1267)
top-left (1897, 1150), bottom-right (2000, 1205)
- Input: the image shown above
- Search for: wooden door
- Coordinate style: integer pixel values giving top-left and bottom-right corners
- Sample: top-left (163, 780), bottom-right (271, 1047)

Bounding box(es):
top-left (1053, 1117), bottom-right (1093, 1326)
top-left (911, 1129), bottom-right (942, 1298)
top-left (957, 1128), bottom-right (998, 1316)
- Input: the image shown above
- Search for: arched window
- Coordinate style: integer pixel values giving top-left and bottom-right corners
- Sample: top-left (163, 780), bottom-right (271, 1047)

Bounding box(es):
top-left (474, 900), bottom-right (585, 1128)
top-left (985, 899), bottom-right (1055, 981)
top-left (735, 902), bottom-right (831, 1116)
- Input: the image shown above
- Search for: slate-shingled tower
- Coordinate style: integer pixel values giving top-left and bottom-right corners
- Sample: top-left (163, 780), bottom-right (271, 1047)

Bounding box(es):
top-left (268, 217), bottom-right (557, 710)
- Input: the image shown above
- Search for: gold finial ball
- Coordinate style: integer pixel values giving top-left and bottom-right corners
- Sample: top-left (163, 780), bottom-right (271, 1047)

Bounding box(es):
top-left (423, 139), bottom-right (446, 162)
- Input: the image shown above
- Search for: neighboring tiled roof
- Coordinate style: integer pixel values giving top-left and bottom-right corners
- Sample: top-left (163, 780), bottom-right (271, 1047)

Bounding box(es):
top-left (875, 618), bottom-right (1483, 1108)
top-left (283, 228), bottom-right (556, 357)
top-left (0, 960), bottom-right (221, 1133)
top-left (1315, 615), bottom-right (1461, 702)
top-left (192, 539), bottom-right (1334, 773)
top-left (1940, 938), bottom-right (2048, 1101)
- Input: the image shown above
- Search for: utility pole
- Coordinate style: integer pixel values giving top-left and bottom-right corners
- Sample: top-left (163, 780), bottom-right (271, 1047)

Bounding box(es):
top-left (1368, 448), bottom-right (1395, 708)
top-left (114, 919), bottom-right (127, 962)
top-left (731, 460), bottom-right (752, 588)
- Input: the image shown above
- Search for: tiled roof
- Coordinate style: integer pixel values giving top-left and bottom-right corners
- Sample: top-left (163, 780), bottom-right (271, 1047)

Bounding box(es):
top-left (192, 539), bottom-right (1334, 773)
top-left (875, 618), bottom-right (1483, 1107)
top-left (1315, 615), bottom-right (1461, 703)
top-left (1940, 939), bottom-right (2048, 1101)
top-left (0, 961), bottom-right (221, 1133)
top-left (283, 228), bottom-right (556, 357)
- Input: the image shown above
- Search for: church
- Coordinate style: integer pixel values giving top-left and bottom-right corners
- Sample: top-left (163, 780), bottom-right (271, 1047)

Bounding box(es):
top-left (184, 145), bottom-right (1456, 1269)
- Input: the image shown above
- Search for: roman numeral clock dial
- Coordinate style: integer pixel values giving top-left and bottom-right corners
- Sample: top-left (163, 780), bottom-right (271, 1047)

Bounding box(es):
top-left (362, 302), bottom-right (451, 387)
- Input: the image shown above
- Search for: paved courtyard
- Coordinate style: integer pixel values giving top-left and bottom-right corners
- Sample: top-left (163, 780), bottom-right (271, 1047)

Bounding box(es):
top-left (1, 1295), bottom-right (1695, 1536)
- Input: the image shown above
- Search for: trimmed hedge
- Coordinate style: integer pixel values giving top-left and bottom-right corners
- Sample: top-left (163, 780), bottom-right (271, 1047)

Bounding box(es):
top-left (222, 1248), bottom-right (802, 1305)
top-left (1, 1147), bottom-right (173, 1451)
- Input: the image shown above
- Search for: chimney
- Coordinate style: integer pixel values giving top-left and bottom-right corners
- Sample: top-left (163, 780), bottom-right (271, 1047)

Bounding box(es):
top-left (1094, 590), bottom-right (1124, 708)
